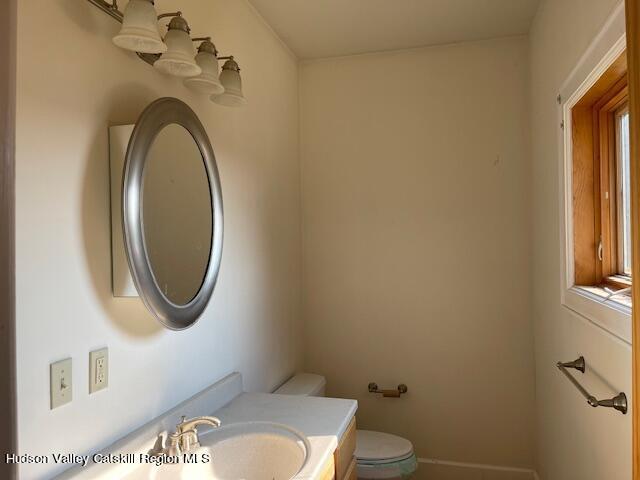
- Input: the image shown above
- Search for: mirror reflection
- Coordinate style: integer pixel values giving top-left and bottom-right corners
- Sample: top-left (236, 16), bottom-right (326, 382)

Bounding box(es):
top-left (142, 124), bottom-right (213, 305)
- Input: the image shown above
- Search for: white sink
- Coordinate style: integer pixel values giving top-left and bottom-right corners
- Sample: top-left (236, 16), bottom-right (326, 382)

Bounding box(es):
top-left (201, 421), bottom-right (310, 479)
top-left (122, 421), bottom-right (310, 480)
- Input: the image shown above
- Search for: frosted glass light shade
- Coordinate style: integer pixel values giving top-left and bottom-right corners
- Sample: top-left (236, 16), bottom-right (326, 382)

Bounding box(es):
top-left (212, 58), bottom-right (247, 107)
top-left (112, 0), bottom-right (167, 54)
top-left (154, 19), bottom-right (201, 78)
top-left (184, 44), bottom-right (224, 95)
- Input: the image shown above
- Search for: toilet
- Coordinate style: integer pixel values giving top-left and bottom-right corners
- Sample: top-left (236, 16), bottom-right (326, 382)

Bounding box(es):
top-left (275, 373), bottom-right (418, 480)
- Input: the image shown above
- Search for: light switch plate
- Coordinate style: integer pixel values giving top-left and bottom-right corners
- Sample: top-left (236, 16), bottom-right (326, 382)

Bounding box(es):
top-left (89, 348), bottom-right (108, 394)
top-left (50, 358), bottom-right (72, 409)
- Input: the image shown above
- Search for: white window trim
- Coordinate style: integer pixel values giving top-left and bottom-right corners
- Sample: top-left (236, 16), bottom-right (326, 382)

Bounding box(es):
top-left (557, 1), bottom-right (631, 345)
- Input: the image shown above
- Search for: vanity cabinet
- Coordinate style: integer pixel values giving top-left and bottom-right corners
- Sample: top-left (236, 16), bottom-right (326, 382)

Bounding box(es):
top-left (322, 417), bottom-right (357, 480)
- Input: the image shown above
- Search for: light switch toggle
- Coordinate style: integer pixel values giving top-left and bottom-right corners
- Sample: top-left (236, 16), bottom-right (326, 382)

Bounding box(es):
top-left (50, 358), bottom-right (72, 409)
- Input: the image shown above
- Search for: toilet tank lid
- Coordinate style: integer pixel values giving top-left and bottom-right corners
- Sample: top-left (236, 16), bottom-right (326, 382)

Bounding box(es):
top-left (274, 373), bottom-right (326, 396)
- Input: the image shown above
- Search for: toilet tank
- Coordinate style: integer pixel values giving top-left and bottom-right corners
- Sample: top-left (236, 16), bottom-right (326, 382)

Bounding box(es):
top-left (274, 373), bottom-right (326, 397)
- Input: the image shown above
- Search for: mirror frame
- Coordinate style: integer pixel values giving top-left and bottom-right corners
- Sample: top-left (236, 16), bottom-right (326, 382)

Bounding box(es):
top-left (122, 97), bottom-right (223, 330)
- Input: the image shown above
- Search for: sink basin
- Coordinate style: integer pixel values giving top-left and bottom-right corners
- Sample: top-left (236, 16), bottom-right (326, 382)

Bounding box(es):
top-left (201, 421), bottom-right (310, 479)
top-left (121, 421), bottom-right (310, 480)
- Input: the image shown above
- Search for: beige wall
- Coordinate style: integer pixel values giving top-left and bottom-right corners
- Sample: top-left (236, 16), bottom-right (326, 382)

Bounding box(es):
top-left (15, 1), bottom-right (301, 478)
top-left (529, 1), bottom-right (632, 479)
top-left (299, 37), bottom-right (536, 471)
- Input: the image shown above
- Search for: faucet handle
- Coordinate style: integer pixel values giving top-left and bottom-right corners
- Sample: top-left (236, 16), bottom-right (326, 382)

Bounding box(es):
top-left (177, 415), bottom-right (221, 434)
top-left (147, 433), bottom-right (166, 457)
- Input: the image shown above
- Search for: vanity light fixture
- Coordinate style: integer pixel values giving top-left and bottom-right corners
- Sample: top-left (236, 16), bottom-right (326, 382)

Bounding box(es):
top-left (85, 0), bottom-right (246, 106)
top-left (112, 0), bottom-right (167, 54)
top-left (211, 57), bottom-right (247, 107)
top-left (184, 38), bottom-right (225, 95)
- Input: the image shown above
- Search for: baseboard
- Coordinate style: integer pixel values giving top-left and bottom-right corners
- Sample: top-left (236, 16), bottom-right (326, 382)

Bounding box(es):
top-left (418, 457), bottom-right (538, 479)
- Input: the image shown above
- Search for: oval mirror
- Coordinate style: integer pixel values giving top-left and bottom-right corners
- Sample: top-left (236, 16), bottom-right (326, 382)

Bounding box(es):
top-left (122, 98), bottom-right (223, 330)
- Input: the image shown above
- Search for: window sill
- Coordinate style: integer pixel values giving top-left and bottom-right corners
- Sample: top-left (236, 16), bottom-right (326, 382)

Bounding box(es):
top-left (562, 286), bottom-right (631, 344)
top-left (576, 284), bottom-right (632, 308)
top-left (604, 275), bottom-right (632, 289)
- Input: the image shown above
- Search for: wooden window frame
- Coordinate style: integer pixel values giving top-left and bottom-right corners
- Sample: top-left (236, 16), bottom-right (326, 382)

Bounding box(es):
top-left (571, 50), bottom-right (631, 295)
top-left (626, 0), bottom-right (640, 476)
top-left (597, 81), bottom-right (629, 285)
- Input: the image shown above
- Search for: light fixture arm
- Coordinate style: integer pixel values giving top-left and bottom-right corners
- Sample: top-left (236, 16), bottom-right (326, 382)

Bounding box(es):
top-left (157, 11), bottom-right (182, 20)
top-left (85, 1), bottom-right (182, 24)
top-left (136, 52), bottom-right (162, 66)
top-left (86, 0), bottom-right (124, 22)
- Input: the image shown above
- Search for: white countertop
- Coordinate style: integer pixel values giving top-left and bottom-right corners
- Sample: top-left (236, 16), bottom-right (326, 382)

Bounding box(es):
top-left (55, 373), bottom-right (357, 480)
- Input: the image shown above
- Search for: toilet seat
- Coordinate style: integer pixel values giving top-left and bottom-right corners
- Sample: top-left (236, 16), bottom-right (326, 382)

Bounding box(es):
top-left (356, 430), bottom-right (414, 463)
top-left (355, 430), bottom-right (417, 479)
top-left (357, 451), bottom-right (415, 466)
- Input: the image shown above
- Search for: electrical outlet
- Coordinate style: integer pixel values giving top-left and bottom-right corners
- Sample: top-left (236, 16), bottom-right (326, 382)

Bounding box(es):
top-left (89, 348), bottom-right (108, 394)
top-left (50, 358), bottom-right (72, 409)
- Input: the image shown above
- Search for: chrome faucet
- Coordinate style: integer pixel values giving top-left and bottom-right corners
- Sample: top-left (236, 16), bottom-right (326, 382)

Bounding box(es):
top-left (151, 415), bottom-right (221, 456)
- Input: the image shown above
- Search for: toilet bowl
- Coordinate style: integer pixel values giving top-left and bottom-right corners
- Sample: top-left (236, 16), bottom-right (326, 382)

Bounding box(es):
top-left (274, 374), bottom-right (418, 480)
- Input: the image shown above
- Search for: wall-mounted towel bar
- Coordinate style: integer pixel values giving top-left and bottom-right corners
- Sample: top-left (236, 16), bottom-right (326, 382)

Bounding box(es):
top-left (556, 356), bottom-right (627, 414)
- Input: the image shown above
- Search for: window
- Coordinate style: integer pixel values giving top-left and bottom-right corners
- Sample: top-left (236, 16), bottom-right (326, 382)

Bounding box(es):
top-left (559, 16), bottom-right (630, 342)
top-left (569, 49), bottom-right (631, 307)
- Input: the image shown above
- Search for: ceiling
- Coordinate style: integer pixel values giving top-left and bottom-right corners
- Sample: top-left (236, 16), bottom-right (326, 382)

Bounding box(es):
top-left (248, 0), bottom-right (541, 59)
